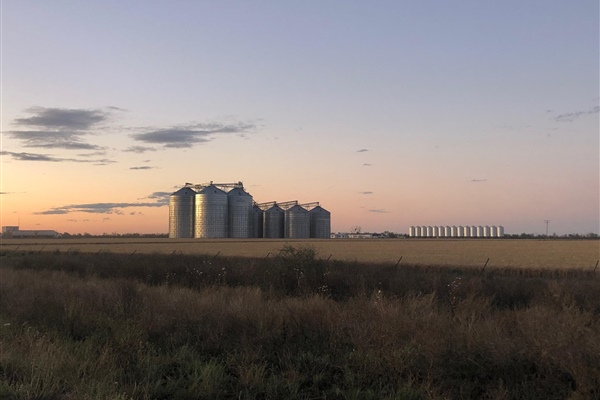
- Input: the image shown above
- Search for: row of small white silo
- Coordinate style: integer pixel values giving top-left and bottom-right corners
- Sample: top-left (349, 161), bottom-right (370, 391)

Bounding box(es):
top-left (168, 184), bottom-right (331, 239)
top-left (408, 225), bottom-right (504, 238)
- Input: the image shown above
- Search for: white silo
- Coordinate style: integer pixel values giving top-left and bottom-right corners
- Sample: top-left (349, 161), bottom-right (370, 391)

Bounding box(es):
top-left (464, 226), bottom-right (471, 237)
top-left (457, 226), bottom-right (465, 237)
top-left (425, 226), bottom-right (432, 237)
top-left (490, 225), bottom-right (497, 238)
top-left (497, 226), bottom-right (504, 237)
top-left (470, 226), bottom-right (477, 237)
top-left (444, 226), bottom-right (451, 237)
top-left (409, 226), bottom-right (415, 237)
top-left (484, 225), bottom-right (491, 237)
top-left (438, 226), bottom-right (446, 237)
top-left (415, 226), bottom-right (422, 237)
top-left (432, 226), bottom-right (439, 237)
top-left (476, 226), bottom-right (483, 237)
top-left (421, 226), bottom-right (428, 238)
top-left (450, 226), bottom-right (457, 237)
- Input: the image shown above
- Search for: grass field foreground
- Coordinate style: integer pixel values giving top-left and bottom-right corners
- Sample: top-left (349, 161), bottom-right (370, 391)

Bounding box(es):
top-left (1, 246), bottom-right (599, 399)
top-left (1, 238), bottom-right (598, 269)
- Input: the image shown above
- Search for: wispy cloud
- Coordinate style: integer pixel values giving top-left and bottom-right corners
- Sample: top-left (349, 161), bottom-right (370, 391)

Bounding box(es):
top-left (34, 201), bottom-right (167, 215)
top-left (471, 179), bottom-right (487, 182)
top-left (363, 163), bottom-right (372, 167)
top-left (14, 107), bottom-right (109, 130)
top-left (356, 149), bottom-right (369, 152)
top-left (369, 209), bottom-right (389, 213)
top-left (130, 166), bottom-right (154, 170)
top-left (123, 146), bottom-right (157, 153)
top-left (131, 121), bottom-right (256, 148)
top-left (1, 151), bottom-right (114, 164)
top-left (554, 105), bottom-right (599, 122)
top-left (8, 107), bottom-right (116, 150)
top-left (359, 191), bottom-right (374, 195)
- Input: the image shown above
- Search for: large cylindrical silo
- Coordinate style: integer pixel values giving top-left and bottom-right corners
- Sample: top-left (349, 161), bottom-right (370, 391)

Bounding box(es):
top-left (444, 226), bottom-right (451, 237)
top-left (483, 225), bottom-right (491, 237)
top-left (309, 206), bottom-right (331, 238)
top-left (464, 226), bottom-right (471, 237)
top-left (409, 226), bottom-right (415, 237)
top-left (263, 204), bottom-right (285, 238)
top-left (470, 226), bottom-right (477, 237)
top-left (415, 226), bottom-right (422, 237)
top-left (285, 205), bottom-right (310, 238)
top-left (195, 185), bottom-right (228, 238)
top-left (476, 226), bottom-right (483, 237)
top-left (457, 226), bottom-right (465, 237)
top-left (252, 205), bottom-right (264, 238)
top-left (490, 225), bottom-right (497, 238)
top-left (497, 226), bottom-right (505, 237)
top-left (169, 187), bottom-right (196, 238)
top-left (227, 187), bottom-right (253, 238)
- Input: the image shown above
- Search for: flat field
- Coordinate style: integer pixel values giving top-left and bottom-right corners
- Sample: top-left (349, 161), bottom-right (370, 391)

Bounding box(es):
top-left (1, 238), bottom-right (597, 269)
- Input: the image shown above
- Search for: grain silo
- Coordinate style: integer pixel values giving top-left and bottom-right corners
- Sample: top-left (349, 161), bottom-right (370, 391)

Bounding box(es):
top-left (409, 226), bottom-right (415, 237)
top-left (169, 187), bottom-right (196, 238)
top-left (195, 185), bottom-right (228, 238)
top-left (252, 204), bottom-right (264, 238)
top-left (497, 226), bottom-right (505, 237)
top-left (415, 226), bottom-right (422, 237)
top-left (470, 226), bottom-right (477, 237)
top-left (483, 225), bottom-right (491, 237)
top-left (263, 204), bottom-right (285, 238)
top-left (227, 187), bottom-right (253, 238)
top-left (309, 205), bottom-right (331, 238)
top-left (285, 205), bottom-right (310, 238)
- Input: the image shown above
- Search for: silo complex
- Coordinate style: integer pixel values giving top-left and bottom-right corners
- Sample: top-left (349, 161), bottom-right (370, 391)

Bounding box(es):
top-left (285, 205), bottom-right (310, 239)
top-left (309, 206), bottom-right (331, 238)
top-left (408, 224), bottom-right (505, 238)
top-left (195, 185), bottom-right (228, 238)
top-left (227, 187), bottom-right (253, 238)
top-left (169, 188), bottom-right (196, 238)
top-left (168, 181), bottom-right (331, 239)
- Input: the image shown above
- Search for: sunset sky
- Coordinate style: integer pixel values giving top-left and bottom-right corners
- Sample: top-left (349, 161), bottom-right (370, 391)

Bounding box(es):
top-left (1, 1), bottom-right (598, 235)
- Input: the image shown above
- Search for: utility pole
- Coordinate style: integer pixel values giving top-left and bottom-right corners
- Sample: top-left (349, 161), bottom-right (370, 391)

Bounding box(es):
top-left (544, 220), bottom-right (550, 237)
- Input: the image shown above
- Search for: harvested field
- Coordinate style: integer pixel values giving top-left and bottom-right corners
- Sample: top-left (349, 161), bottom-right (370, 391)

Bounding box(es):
top-left (1, 238), bottom-right (597, 269)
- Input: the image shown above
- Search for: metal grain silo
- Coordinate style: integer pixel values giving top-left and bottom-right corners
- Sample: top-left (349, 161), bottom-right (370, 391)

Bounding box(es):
top-left (415, 226), bottom-right (422, 237)
top-left (409, 226), bottom-right (415, 237)
top-left (285, 205), bottom-right (310, 238)
top-left (263, 204), bottom-right (285, 238)
top-left (444, 226), bottom-right (451, 237)
top-left (464, 226), bottom-right (471, 237)
top-left (421, 226), bottom-right (428, 238)
top-left (483, 225), bottom-right (491, 237)
top-left (470, 226), bottom-right (477, 237)
top-left (457, 226), bottom-right (464, 237)
top-left (437, 226), bottom-right (445, 237)
top-left (490, 225), bottom-right (497, 238)
top-left (252, 205), bottom-right (264, 238)
top-left (169, 187), bottom-right (196, 238)
top-left (497, 226), bottom-right (504, 237)
top-left (432, 226), bottom-right (439, 237)
top-left (450, 226), bottom-right (457, 237)
top-left (309, 206), bottom-right (331, 238)
top-left (195, 185), bottom-right (228, 238)
top-left (476, 226), bottom-right (483, 237)
top-left (227, 187), bottom-right (253, 238)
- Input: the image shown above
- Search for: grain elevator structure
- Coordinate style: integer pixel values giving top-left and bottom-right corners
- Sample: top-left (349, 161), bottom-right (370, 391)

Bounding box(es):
top-left (169, 182), bottom-right (331, 239)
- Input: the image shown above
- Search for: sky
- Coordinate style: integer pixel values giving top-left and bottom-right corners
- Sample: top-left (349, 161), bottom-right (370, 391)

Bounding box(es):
top-left (1, 1), bottom-right (598, 235)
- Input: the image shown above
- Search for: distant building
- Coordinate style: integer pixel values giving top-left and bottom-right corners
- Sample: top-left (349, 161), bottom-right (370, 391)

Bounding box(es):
top-left (2, 226), bottom-right (61, 238)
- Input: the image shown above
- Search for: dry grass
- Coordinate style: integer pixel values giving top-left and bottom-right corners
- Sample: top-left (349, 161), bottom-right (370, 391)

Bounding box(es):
top-left (1, 248), bottom-right (599, 399)
top-left (1, 238), bottom-right (598, 269)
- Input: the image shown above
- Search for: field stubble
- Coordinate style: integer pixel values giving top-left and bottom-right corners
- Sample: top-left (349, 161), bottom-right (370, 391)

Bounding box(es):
top-left (1, 238), bottom-right (598, 269)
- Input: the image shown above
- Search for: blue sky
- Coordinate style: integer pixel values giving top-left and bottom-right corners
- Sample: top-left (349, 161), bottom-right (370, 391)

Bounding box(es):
top-left (1, 1), bottom-right (598, 235)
